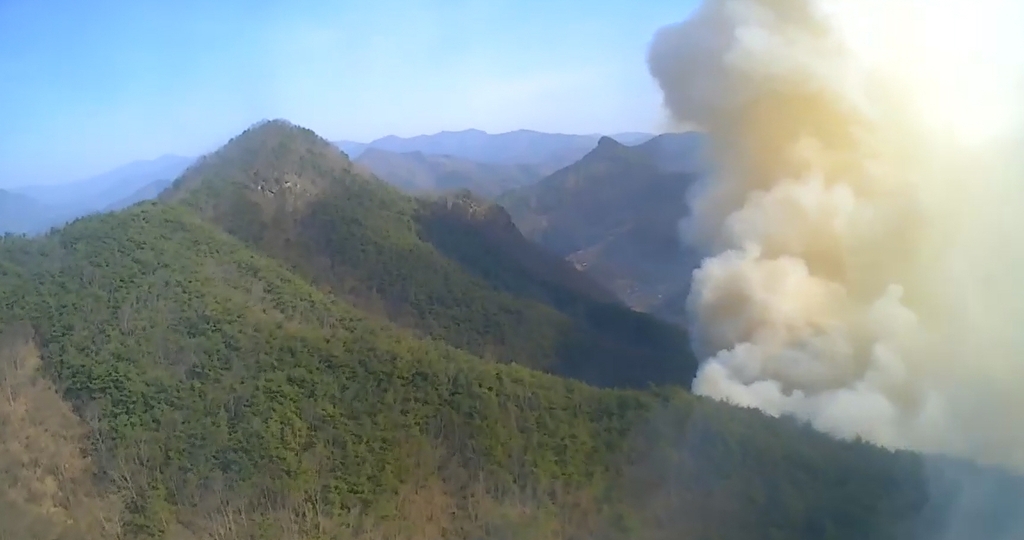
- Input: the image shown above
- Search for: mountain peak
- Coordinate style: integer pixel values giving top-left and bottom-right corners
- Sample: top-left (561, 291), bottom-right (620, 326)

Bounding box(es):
top-left (229, 119), bottom-right (325, 148)
top-left (596, 136), bottom-right (626, 149)
top-left (161, 119), bottom-right (356, 206)
top-left (440, 128), bottom-right (487, 135)
top-left (581, 136), bottom-right (631, 163)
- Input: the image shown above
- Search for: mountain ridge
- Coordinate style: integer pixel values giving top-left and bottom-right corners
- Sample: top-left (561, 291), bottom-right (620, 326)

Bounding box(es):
top-left (500, 131), bottom-right (707, 321)
top-left (6, 154), bottom-right (194, 234)
top-left (15, 154), bottom-right (193, 208)
top-left (160, 119), bottom-right (700, 389)
top-left (334, 129), bottom-right (657, 168)
top-left (354, 147), bottom-right (548, 198)
top-left (0, 189), bottom-right (56, 235)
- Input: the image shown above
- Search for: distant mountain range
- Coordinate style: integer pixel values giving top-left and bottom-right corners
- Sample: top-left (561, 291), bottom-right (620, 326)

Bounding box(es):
top-left (499, 132), bottom-right (708, 324)
top-left (3, 127), bottom-right (709, 328)
top-left (2, 155), bottom-right (194, 234)
top-left (2, 128), bottom-right (711, 327)
top-left (2, 130), bottom-right (664, 235)
top-left (0, 189), bottom-right (58, 235)
top-left (14, 154), bottom-right (193, 210)
top-left (352, 148), bottom-right (548, 199)
top-left (103, 178), bottom-right (176, 212)
top-left (336, 129), bottom-right (655, 167)
top-left (160, 119), bottom-right (695, 389)
top-left (339, 129), bottom-right (658, 198)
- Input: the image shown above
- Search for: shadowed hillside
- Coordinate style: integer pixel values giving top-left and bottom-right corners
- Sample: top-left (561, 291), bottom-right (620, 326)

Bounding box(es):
top-left (416, 189), bottom-right (618, 305)
top-left (499, 132), bottom-right (707, 324)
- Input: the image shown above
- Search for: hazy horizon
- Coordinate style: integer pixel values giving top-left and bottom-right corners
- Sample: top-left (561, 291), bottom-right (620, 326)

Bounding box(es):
top-left (0, 0), bottom-right (699, 187)
top-left (1, 125), bottom-right (670, 189)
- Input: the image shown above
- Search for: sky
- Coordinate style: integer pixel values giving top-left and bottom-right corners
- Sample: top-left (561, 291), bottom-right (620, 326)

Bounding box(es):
top-left (0, 0), bottom-right (699, 186)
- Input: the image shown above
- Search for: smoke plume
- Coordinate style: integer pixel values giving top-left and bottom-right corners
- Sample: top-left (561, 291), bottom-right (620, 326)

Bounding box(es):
top-left (648, 0), bottom-right (1024, 469)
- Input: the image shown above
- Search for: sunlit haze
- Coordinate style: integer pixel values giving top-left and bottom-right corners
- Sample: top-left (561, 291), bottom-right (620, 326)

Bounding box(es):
top-left (0, 0), bottom-right (698, 186)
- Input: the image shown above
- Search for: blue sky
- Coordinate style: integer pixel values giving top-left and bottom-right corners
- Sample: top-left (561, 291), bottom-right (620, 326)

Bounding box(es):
top-left (0, 0), bottom-right (698, 186)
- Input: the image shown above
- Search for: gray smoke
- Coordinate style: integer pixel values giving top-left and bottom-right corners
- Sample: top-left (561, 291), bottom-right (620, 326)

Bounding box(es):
top-left (648, 0), bottom-right (1024, 471)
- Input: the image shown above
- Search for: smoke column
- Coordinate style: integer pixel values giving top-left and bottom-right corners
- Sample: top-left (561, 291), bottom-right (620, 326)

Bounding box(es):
top-left (648, 0), bottom-right (1024, 469)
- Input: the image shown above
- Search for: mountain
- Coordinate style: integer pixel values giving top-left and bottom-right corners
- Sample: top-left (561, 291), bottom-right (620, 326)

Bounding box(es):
top-left (335, 129), bottom-right (656, 171)
top-left (0, 188), bottom-right (80, 234)
top-left (102, 178), bottom-right (175, 212)
top-left (0, 189), bottom-right (60, 235)
top-left (3, 155), bottom-right (192, 236)
top-left (335, 139), bottom-right (368, 157)
top-left (14, 154), bottom-right (193, 217)
top-left (354, 148), bottom-right (547, 198)
top-left (604, 131), bottom-right (657, 145)
top-left (416, 189), bottom-right (620, 306)
top-left (499, 132), bottom-right (708, 323)
top-left (161, 119), bottom-right (697, 389)
top-left (2, 119), bottom-right (1024, 538)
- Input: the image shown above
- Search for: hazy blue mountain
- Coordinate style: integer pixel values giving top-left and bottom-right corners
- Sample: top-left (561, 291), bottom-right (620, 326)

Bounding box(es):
top-left (334, 129), bottom-right (657, 171)
top-left (0, 189), bottom-right (58, 235)
top-left (354, 148), bottom-right (547, 198)
top-left (5, 154), bottom-right (193, 234)
top-left (633, 130), bottom-right (709, 172)
top-left (103, 178), bottom-right (175, 211)
top-left (606, 131), bottom-right (657, 145)
top-left (13, 154), bottom-right (194, 213)
top-left (335, 140), bottom-right (369, 158)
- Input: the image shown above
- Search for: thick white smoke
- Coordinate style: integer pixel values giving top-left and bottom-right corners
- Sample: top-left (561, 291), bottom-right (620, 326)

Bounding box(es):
top-left (649, 0), bottom-right (1024, 469)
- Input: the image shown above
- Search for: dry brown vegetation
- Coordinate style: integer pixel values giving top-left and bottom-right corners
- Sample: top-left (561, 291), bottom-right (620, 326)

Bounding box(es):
top-left (0, 323), bottom-right (121, 540)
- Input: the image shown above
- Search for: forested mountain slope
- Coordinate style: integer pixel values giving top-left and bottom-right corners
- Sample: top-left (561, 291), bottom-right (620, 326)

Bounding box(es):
top-left (159, 120), bottom-right (697, 389)
top-left (2, 204), bottom-right (1019, 539)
